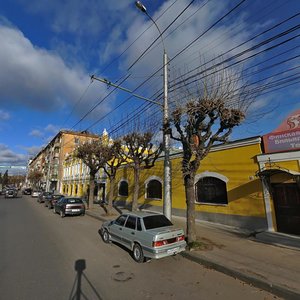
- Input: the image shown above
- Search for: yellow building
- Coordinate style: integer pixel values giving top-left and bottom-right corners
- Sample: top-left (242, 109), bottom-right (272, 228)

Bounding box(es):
top-left (62, 154), bottom-right (106, 202)
top-left (112, 136), bottom-right (269, 231)
top-left (256, 108), bottom-right (300, 235)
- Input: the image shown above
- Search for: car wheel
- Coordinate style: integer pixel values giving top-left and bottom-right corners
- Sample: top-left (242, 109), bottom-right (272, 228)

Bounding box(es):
top-left (101, 229), bottom-right (110, 243)
top-left (60, 210), bottom-right (65, 218)
top-left (132, 243), bottom-right (144, 263)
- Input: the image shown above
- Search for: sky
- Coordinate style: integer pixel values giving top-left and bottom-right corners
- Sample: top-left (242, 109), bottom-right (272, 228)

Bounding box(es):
top-left (0, 0), bottom-right (299, 175)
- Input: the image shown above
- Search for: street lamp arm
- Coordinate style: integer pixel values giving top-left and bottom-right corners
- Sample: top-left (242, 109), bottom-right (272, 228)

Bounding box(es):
top-left (90, 75), bottom-right (163, 107)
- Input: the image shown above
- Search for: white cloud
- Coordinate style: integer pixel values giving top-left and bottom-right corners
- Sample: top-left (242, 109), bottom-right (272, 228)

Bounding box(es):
top-left (0, 23), bottom-right (111, 120)
top-left (45, 124), bottom-right (60, 134)
top-left (0, 144), bottom-right (27, 164)
top-left (0, 109), bottom-right (10, 121)
top-left (20, 0), bottom-right (133, 36)
top-left (29, 129), bottom-right (44, 138)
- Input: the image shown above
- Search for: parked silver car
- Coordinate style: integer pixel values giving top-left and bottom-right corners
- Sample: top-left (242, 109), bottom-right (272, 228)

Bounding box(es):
top-left (99, 211), bottom-right (186, 263)
top-left (53, 197), bottom-right (85, 218)
top-left (31, 190), bottom-right (41, 198)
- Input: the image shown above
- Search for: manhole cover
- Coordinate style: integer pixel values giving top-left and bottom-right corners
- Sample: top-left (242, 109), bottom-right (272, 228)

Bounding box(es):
top-left (112, 271), bottom-right (134, 282)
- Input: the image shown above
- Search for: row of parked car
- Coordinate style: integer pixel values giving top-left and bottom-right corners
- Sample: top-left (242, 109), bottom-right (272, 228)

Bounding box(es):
top-left (27, 189), bottom-right (187, 263)
top-left (32, 190), bottom-right (85, 218)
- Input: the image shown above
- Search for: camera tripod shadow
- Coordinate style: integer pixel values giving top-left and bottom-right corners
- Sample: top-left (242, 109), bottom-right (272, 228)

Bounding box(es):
top-left (69, 259), bottom-right (103, 300)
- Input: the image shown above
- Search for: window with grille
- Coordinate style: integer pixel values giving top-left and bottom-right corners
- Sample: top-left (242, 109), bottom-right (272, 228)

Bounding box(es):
top-left (146, 179), bottom-right (162, 200)
top-left (196, 176), bottom-right (228, 204)
top-left (118, 181), bottom-right (128, 197)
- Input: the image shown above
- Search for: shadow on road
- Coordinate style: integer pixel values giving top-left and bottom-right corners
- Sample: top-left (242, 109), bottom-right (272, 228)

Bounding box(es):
top-left (69, 259), bottom-right (103, 300)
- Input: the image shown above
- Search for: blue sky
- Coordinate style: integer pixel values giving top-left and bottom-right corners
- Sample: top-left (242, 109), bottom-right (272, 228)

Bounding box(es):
top-left (0, 0), bottom-right (300, 175)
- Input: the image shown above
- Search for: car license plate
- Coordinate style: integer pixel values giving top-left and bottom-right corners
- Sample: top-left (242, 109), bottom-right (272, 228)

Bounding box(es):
top-left (72, 209), bottom-right (80, 212)
top-left (167, 247), bottom-right (179, 254)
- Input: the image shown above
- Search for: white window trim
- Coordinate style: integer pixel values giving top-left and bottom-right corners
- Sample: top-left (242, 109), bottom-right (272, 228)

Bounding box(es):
top-left (194, 172), bottom-right (229, 205)
top-left (195, 171), bottom-right (229, 184)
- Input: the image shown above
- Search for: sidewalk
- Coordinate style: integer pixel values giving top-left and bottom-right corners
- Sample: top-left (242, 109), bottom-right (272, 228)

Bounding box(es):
top-left (86, 205), bottom-right (300, 300)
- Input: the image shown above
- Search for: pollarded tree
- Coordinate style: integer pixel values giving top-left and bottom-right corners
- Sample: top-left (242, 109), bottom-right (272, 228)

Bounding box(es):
top-left (27, 169), bottom-right (43, 189)
top-left (169, 66), bottom-right (253, 244)
top-left (122, 132), bottom-right (162, 211)
top-left (74, 139), bottom-right (105, 209)
top-left (98, 139), bottom-right (128, 215)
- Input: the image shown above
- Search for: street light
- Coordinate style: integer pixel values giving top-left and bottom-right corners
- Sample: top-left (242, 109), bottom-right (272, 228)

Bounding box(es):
top-left (135, 1), bottom-right (172, 220)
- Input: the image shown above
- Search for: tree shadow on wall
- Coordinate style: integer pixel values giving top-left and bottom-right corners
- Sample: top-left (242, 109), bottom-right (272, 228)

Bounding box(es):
top-left (227, 179), bottom-right (263, 204)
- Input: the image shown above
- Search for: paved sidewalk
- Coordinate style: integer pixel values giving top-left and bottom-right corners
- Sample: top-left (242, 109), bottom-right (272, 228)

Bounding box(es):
top-left (86, 205), bottom-right (300, 300)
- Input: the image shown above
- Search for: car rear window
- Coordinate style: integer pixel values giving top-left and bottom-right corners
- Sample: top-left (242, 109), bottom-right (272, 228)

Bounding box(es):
top-left (66, 198), bottom-right (83, 204)
top-left (143, 215), bottom-right (173, 230)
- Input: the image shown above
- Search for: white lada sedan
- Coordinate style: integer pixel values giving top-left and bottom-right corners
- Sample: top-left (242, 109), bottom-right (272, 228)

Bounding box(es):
top-left (99, 211), bottom-right (186, 263)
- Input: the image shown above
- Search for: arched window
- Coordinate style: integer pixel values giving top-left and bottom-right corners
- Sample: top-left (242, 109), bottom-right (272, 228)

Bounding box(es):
top-left (146, 179), bottom-right (162, 200)
top-left (196, 176), bottom-right (228, 204)
top-left (119, 181), bottom-right (128, 197)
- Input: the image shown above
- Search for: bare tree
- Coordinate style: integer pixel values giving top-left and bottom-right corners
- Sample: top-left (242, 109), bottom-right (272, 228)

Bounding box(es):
top-left (101, 139), bottom-right (128, 215)
top-left (122, 132), bottom-right (162, 211)
top-left (169, 65), bottom-right (252, 245)
top-left (74, 139), bottom-right (103, 209)
top-left (28, 170), bottom-right (43, 189)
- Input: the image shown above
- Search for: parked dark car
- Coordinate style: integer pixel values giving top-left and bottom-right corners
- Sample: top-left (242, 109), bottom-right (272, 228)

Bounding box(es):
top-left (45, 193), bottom-right (64, 209)
top-left (5, 189), bottom-right (18, 198)
top-left (22, 188), bottom-right (32, 195)
top-left (100, 211), bottom-right (186, 263)
top-left (37, 191), bottom-right (53, 203)
top-left (53, 197), bottom-right (85, 218)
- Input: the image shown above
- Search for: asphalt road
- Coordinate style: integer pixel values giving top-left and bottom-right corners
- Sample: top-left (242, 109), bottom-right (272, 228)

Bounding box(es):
top-left (0, 194), bottom-right (281, 300)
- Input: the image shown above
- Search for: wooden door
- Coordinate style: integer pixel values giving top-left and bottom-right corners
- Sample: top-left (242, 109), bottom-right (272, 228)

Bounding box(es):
top-left (272, 183), bottom-right (300, 235)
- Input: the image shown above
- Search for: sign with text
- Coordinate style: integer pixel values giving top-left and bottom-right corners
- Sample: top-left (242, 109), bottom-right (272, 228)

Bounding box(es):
top-left (263, 109), bottom-right (300, 153)
top-left (263, 128), bottom-right (300, 153)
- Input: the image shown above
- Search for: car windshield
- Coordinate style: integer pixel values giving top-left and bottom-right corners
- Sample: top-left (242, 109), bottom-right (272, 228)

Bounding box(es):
top-left (67, 198), bottom-right (82, 204)
top-left (143, 215), bottom-right (173, 230)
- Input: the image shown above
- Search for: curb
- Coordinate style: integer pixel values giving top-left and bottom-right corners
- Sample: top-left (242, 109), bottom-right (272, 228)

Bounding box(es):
top-left (181, 251), bottom-right (300, 300)
top-left (86, 211), bottom-right (300, 300)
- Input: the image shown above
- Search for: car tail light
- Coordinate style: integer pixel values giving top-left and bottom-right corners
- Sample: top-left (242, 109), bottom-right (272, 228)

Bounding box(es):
top-left (153, 235), bottom-right (185, 247)
top-left (177, 235), bottom-right (185, 242)
top-left (153, 240), bottom-right (168, 247)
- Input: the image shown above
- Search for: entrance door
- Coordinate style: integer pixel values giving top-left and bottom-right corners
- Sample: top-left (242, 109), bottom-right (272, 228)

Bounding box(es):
top-left (272, 183), bottom-right (300, 235)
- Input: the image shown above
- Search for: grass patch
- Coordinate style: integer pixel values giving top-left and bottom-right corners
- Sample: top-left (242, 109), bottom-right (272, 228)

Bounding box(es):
top-left (188, 240), bottom-right (210, 251)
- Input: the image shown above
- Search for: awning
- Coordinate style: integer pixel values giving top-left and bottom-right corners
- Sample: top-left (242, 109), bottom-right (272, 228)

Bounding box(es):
top-left (256, 167), bottom-right (300, 178)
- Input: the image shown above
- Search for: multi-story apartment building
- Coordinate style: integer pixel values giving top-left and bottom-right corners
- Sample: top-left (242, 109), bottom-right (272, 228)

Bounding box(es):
top-left (62, 154), bottom-right (106, 201)
top-left (28, 130), bottom-right (99, 193)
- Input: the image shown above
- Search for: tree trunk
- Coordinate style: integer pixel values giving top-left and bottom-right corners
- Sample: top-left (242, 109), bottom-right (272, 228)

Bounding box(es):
top-left (88, 174), bottom-right (95, 210)
top-left (132, 166), bottom-right (140, 211)
top-left (184, 175), bottom-right (196, 243)
top-left (107, 176), bottom-right (115, 215)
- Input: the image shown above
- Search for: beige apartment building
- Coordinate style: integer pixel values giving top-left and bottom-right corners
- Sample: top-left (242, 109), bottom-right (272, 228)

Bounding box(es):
top-left (28, 130), bottom-right (99, 192)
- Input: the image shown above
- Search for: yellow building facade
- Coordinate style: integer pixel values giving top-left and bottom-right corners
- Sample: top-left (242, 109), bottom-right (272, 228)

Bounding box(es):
top-left (60, 110), bottom-right (300, 235)
top-left (62, 154), bottom-right (106, 202)
top-left (112, 136), bottom-right (268, 231)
